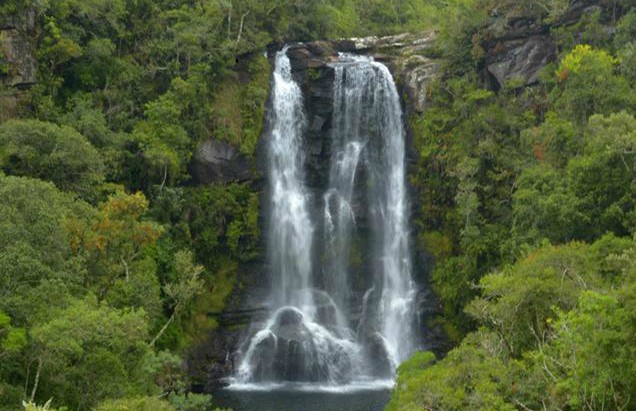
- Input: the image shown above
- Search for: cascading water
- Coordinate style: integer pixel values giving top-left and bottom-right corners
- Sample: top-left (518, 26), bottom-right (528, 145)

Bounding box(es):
top-left (265, 46), bottom-right (314, 314)
top-left (360, 56), bottom-right (416, 365)
top-left (234, 49), bottom-right (416, 389)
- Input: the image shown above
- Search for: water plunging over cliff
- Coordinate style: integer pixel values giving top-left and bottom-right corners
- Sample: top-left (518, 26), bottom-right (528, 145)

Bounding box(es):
top-left (234, 49), bottom-right (416, 388)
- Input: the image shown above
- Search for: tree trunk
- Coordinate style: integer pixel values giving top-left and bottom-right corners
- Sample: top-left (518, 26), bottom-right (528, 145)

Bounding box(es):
top-left (150, 311), bottom-right (176, 347)
top-left (29, 357), bottom-right (42, 403)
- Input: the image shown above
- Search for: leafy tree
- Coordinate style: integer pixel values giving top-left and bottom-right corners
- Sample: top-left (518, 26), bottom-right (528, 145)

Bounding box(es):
top-left (467, 242), bottom-right (600, 356)
top-left (185, 184), bottom-right (260, 267)
top-left (387, 339), bottom-right (516, 411)
top-left (520, 111), bottom-right (578, 168)
top-left (527, 291), bottom-right (635, 410)
top-left (68, 191), bottom-right (163, 297)
top-left (553, 44), bottom-right (635, 124)
top-left (0, 311), bottom-right (26, 358)
top-left (567, 111), bottom-right (636, 238)
top-left (150, 251), bottom-right (204, 347)
top-left (21, 400), bottom-right (65, 411)
top-left (28, 298), bottom-right (149, 409)
top-left (0, 120), bottom-right (105, 200)
top-left (510, 164), bottom-right (587, 247)
top-left (0, 175), bottom-right (90, 325)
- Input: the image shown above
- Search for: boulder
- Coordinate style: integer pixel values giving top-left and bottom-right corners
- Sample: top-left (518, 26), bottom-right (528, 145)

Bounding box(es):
top-left (271, 307), bottom-right (310, 342)
top-left (190, 138), bottom-right (254, 184)
top-left (486, 35), bottom-right (556, 88)
top-left (364, 332), bottom-right (394, 378)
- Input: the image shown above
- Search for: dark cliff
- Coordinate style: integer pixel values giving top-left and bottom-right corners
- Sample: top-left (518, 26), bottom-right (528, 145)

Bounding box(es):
top-left (0, 9), bottom-right (37, 122)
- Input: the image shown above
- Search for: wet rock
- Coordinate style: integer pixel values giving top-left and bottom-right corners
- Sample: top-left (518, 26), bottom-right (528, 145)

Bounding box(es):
top-left (248, 331), bottom-right (278, 382)
top-left (286, 32), bottom-right (442, 114)
top-left (365, 332), bottom-right (394, 378)
top-left (272, 307), bottom-right (310, 342)
top-left (243, 308), bottom-right (355, 383)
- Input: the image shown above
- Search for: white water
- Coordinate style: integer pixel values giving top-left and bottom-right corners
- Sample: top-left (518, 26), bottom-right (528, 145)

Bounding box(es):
top-left (234, 49), bottom-right (416, 389)
top-left (267, 47), bottom-right (315, 315)
top-left (227, 379), bottom-right (395, 393)
top-left (358, 57), bottom-right (416, 364)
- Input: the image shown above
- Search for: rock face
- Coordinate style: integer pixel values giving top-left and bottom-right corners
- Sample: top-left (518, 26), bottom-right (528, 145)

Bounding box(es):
top-left (335, 31), bottom-right (440, 113)
top-left (480, 0), bottom-right (615, 89)
top-left (485, 34), bottom-right (556, 88)
top-left (243, 307), bottom-right (355, 383)
top-left (1, 10), bottom-right (37, 122)
top-left (189, 138), bottom-right (254, 184)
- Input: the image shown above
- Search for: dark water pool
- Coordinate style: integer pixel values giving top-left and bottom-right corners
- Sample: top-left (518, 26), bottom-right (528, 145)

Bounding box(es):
top-left (213, 387), bottom-right (391, 411)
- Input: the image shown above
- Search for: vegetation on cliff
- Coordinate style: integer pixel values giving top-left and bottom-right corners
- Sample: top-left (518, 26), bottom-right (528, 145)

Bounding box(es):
top-left (1, 0), bottom-right (635, 410)
top-left (393, 1), bottom-right (636, 410)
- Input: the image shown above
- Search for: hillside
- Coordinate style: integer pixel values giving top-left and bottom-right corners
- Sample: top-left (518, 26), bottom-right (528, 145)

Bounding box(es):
top-left (1, 1), bottom-right (635, 410)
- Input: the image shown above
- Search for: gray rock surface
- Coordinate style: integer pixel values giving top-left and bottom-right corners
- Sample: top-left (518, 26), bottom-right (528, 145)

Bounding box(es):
top-left (334, 31), bottom-right (441, 113)
top-left (486, 35), bottom-right (556, 87)
top-left (480, 0), bottom-right (615, 89)
top-left (1, 28), bottom-right (37, 87)
top-left (1, 10), bottom-right (37, 122)
top-left (190, 138), bottom-right (254, 184)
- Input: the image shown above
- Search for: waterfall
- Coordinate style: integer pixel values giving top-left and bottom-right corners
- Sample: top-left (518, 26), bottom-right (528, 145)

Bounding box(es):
top-left (322, 64), bottom-right (366, 324)
top-left (361, 58), bottom-right (416, 365)
top-left (266, 46), bottom-right (314, 314)
top-left (234, 49), bottom-right (416, 388)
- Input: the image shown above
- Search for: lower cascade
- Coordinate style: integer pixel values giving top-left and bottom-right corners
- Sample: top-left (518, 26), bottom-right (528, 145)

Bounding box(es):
top-left (234, 48), bottom-right (417, 387)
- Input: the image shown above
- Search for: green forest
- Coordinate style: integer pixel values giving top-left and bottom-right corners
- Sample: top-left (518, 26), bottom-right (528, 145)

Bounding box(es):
top-left (1, 0), bottom-right (635, 410)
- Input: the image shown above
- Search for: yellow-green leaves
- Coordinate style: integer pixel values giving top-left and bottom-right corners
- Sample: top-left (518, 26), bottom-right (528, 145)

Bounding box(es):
top-left (0, 311), bottom-right (26, 356)
top-left (556, 44), bottom-right (617, 80)
top-left (553, 45), bottom-right (635, 124)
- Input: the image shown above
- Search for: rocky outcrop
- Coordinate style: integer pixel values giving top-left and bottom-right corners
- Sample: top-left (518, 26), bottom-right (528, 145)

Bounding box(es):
top-left (484, 34), bottom-right (556, 88)
top-left (284, 31), bottom-right (442, 193)
top-left (335, 31), bottom-right (441, 113)
top-left (189, 32), bottom-right (441, 186)
top-left (189, 1), bottom-right (625, 391)
top-left (480, 0), bottom-right (619, 89)
top-left (189, 138), bottom-right (254, 184)
top-left (1, 10), bottom-right (37, 122)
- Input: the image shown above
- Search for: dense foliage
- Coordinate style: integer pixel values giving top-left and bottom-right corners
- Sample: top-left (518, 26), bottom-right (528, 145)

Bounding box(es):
top-left (0, 0), bottom-right (448, 409)
top-left (1, 0), bottom-right (635, 410)
top-left (392, 0), bottom-right (636, 410)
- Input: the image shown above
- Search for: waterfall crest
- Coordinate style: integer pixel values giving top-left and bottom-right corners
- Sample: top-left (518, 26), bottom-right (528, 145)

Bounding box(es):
top-left (234, 49), bottom-right (416, 388)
